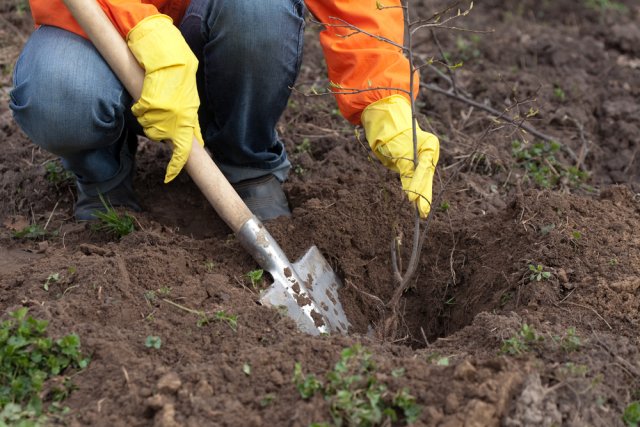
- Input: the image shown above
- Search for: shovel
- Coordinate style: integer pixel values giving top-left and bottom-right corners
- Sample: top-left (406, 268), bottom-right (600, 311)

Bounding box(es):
top-left (62, 0), bottom-right (350, 335)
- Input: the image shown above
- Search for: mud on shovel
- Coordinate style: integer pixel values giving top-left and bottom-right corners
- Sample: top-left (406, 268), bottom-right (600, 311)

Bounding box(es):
top-left (62, 0), bottom-right (350, 335)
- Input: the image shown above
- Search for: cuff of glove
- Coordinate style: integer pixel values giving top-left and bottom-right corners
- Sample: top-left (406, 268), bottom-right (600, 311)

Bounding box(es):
top-left (127, 14), bottom-right (173, 43)
top-left (127, 14), bottom-right (193, 73)
top-left (362, 95), bottom-right (414, 152)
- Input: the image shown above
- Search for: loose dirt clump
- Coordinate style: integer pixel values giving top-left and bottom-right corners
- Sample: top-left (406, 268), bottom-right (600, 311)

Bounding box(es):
top-left (1, 1), bottom-right (640, 426)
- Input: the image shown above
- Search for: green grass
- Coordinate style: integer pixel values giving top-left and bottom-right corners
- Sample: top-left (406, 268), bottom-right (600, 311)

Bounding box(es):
top-left (91, 194), bottom-right (135, 238)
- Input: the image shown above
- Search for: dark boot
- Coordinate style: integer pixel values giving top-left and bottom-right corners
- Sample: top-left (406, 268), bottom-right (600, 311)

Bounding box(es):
top-left (74, 133), bottom-right (141, 221)
top-left (75, 176), bottom-right (141, 221)
top-left (232, 174), bottom-right (291, 221)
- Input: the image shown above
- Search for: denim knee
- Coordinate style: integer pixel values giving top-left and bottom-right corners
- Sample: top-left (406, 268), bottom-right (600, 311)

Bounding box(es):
top-left (205, 0), bottom-right (305, 75)
top-left (10, 26), bottom-right (130, 157)
top-left (179, 0), bottom-right (303, 180)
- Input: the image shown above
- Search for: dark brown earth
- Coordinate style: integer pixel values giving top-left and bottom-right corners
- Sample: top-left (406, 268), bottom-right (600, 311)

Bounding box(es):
top-left (1, 0), bottom-right (639, 426)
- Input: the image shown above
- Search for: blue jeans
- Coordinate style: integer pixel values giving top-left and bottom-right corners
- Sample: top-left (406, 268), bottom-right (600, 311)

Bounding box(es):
top-left (10, 0), bottom-right (304, 194)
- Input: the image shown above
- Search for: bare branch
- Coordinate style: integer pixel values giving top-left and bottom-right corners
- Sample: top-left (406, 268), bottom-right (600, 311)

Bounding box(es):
top-left (409, 0), bottom-right (462, 27)
top-left (310, 16), bottom-right (407, 52)
top-left (375, 1), bottom-right (406, 11)
top-left (421, 82), bottom-right (559, 143)
top-left (430, 29), bottom-right (460, 95)
top-left (291, 84), bottom-right (411, 98)
top-left (409, 2), bottom-right (476, 35)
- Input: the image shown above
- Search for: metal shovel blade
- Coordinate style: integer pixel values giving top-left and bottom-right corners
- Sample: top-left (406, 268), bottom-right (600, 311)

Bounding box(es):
top-left (237, 218), bottom-right (350, 335)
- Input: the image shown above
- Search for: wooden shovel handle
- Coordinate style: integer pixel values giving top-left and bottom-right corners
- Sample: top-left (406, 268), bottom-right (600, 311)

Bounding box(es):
top-left (62, 0), bottom-right (253, 233)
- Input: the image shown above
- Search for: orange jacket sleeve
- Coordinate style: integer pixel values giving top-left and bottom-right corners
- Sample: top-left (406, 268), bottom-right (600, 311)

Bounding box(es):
top-left (305, 0), bottom-right (416, 125)
top-left (29, 0), bottom-right (187, 39)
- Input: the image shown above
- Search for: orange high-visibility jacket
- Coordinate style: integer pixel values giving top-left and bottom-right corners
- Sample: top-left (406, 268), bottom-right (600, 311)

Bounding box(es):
top-left (29, 0), bottom-right (414, 125)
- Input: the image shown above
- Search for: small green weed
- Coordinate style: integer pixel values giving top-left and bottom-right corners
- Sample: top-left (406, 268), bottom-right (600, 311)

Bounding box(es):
top-left (0, 403), bottom-right (48, 426)
top-left (557, 362), bottom-right (589, 379)
top-left (512, 140), bottom-right (588, 189)
top-left (145, 287), bottom-right (170, 305)
top-left (560, 327), bottom-right (581, 352)
top-left (163, 299), bottom-right (238, 331)
top-left (144, 336), bottom-right (162, 350)
top-left (14, 0), bottom-right (29, 15)
top-left (585, 0), bottom-right (627, 12)
top-left (553, 86), bottom-right (566, 102)
top-left (157, 286), bottom-right (171, 297)
top-left (204, 260), bottom-right (216, 272)
top-left (439, 201), bottom-right (450, 212)
top-left (246, 269), bottom-right (264, 288)
top-left (214, 311), bottom-right (238, 331)
top-left (0, 307), bottom-right (89, 425)
top-left (43, 273), bottom-right (61, 292)
top-left (91, 194), bottom-right (135, 238)
top-left (425, 352), bottom-right (450, 365)
top-left (435, 357), bottom-right (450, 366)
top-left (259, 393), bottom-right (277, 407)
top-left (144, 290), bottom-right (157, 304)
top-left (296, 138), bottom-right (312, 154)
top-left (13, 224), bottom-right (48, 240)
top-left (391, 368), bottom-right (405, 378)
top-left (499, 291), bottom-right (513, 307)
top-left (44, 161), bottom-right (75, 187)
top-left (501, 324), bottom-right (543, 355)
top-left (194, 310), bottom-right (237, 330)
top-left (529, 264), bottom-right (551, 282)
top-left (293, 344), bottom-right (421, 426)
top-left (623, 401), bottom-right (640, 427)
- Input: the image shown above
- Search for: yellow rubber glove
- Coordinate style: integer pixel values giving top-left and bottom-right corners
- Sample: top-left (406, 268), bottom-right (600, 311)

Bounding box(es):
top-left (362, 95), bottom-right (440, 218)
top-left (127, 14), bottom-right (204, 183)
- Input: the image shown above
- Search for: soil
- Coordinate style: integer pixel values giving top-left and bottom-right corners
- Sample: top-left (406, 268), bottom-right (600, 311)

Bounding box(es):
top-left (1, 1), bottom-right (639, 426)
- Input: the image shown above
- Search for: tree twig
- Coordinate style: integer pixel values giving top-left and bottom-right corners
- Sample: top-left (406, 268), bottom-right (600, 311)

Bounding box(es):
top-left (430, 30), bottom-right (460, 95)
top-left (421, 82), bottom-right (557, 142)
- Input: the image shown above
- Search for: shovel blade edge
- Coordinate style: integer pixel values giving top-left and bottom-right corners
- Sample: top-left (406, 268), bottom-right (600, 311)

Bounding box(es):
top-left (259, 246), bottom-right (350, 335)
top-left (292, 246), bottom-right (350, 334)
